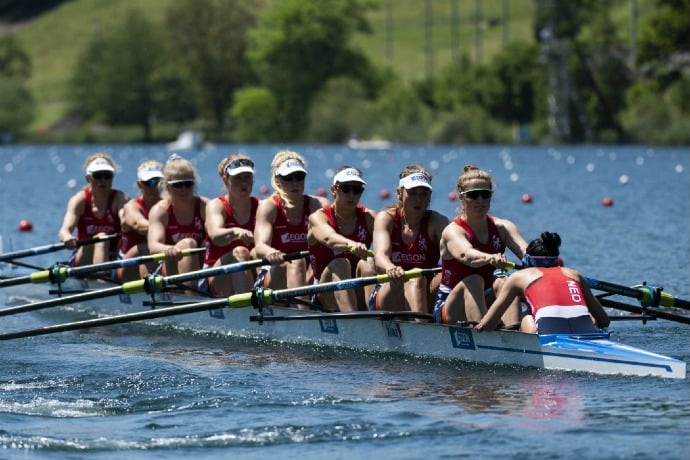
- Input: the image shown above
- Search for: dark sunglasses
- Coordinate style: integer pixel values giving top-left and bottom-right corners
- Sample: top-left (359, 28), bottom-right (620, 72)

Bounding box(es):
top-left (462, 188), bottom-right (493, 200)
top-left (279, 172), bottom-right (306, 182)
top-left (337, 184), bottom-right (364, 195)
top-left (141, 178), bottom-right (161, 188)
top-left (91, 172), bottom-right (113, 180)
top-left (168, 180), bottom-right (195, 189)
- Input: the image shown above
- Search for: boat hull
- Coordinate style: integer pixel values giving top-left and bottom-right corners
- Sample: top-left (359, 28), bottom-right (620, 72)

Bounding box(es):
top-left (3, 277), bottom-right (687, 379)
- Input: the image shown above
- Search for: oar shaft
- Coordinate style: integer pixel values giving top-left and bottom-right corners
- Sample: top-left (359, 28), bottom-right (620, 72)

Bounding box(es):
top-left (599, 298), bottom-right (690, 325)
top-left (0, 234), bottom-right (119, 262)
top-left (586, 277), bottom-right (690, 310)
top-left (0, 296), bottom-right (237, 341)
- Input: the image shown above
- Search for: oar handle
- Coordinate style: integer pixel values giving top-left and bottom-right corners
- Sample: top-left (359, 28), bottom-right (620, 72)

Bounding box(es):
top-left (0, 234), bottom-right (120, 263)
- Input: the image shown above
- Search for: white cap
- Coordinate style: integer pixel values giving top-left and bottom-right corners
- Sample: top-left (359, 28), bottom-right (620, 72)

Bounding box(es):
top-left (398, 172), bottom-right (432, 190)
top-left (86, 158), bottom-right (115, 174)
top-left (138, 164), bottom-right (164, 181)
top-left (275, 158), bottom-right (307, 177)
top-left (225, 158), bottom-right (255, 177)
top-left (333, 168), bottom-right (366, 185)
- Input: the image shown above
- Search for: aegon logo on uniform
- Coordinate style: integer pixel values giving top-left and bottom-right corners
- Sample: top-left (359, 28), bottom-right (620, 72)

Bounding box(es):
top-left (281, 233), bottom-right (306, 244)
top-left (392, 252), bottom-right (426, 263)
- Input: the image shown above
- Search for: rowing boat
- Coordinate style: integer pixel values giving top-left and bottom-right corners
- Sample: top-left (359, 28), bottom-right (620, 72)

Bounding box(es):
top-left (2, 271), bottom-right (685, 380)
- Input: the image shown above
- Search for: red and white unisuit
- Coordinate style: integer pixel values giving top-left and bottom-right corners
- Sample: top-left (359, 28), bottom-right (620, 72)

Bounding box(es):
top-left (270, 195), bottom-right (310, 253)
top-left (165, 197), bottom-right (205, 246)
top-left (204, 196), bottom-right (259, 265)
top-left (309, 204), bottom-right (372, 280)
top-left (439, 215), bottom-right (504, 292)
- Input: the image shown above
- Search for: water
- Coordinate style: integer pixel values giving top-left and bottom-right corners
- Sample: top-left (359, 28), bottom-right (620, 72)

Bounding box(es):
top-left (0, 144), bottom-right (689, 459)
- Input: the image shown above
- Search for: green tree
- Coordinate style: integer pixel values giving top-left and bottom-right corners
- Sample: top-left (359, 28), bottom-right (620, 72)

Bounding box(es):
top-left (248, 0), bottom-right (378, 140)
top-left (166, 0), bottom-right (261, 132)
top-left (0, 36), bottom-right (34, 137)
top-left (70, 10), bottom-right (168, 141)
top-left (231, 86), bottom-right (280, 142)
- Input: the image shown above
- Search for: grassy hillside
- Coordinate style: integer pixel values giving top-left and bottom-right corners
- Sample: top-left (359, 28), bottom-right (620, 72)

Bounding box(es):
top-left (9, 0), bottom-right (654, 133)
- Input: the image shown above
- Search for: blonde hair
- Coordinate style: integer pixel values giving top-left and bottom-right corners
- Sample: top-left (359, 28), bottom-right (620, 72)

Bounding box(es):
top-left (163, 157), bottom-right (198, 197)
top-left (456, 164), bottom-right (493, 193)
top-left (83, 153), bottom-right (117, 172)
top-left (270, 150), bottom-right (307, 201)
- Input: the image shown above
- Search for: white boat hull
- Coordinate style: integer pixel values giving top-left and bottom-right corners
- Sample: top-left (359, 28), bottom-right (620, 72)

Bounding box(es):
top-left (3, 277), bottom-right (687, 379)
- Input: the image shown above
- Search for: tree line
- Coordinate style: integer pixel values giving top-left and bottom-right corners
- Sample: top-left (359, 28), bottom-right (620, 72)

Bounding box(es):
top-left (1, 0), bottom-right (689, 145)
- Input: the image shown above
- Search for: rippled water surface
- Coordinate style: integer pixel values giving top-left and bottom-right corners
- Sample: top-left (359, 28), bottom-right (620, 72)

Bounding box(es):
top-left (1, 145), bottom-right (689, 459)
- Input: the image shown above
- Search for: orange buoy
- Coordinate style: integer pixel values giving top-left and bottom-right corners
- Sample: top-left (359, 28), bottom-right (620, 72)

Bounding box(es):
top-left (521, 193), bottom-right (533, 204)
top-left (379, 189), bottom-right (390, 199)
top-left (601, 197), bottom-right (614, 207)
top-left (18, 219), bottom-right (33, 232)
top-left (259, 185), bottom-right (269, 195)
top-left (448, 191), bottom-right (458, 201)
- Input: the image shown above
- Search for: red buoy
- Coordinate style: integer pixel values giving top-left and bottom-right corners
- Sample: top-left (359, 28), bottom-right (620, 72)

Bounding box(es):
top-left (18, 219), bottom-right (33, 232)
top-left (316, 186), bottom-right (327, 197)
top-left (379, 189), bottom-right (390, 199)
top-left (601, 197), bottom-right (614, 207)
top-left (259, 185), bottom-right (269, 195)
top-left (521, 193), bottom-right (533, 204)
top-left (448, 191), bottom-right (458, 201)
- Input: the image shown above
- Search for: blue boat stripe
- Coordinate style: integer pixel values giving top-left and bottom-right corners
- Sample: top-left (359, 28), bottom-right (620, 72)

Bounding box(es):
top-left (476, 345), bottom-right (675, 374)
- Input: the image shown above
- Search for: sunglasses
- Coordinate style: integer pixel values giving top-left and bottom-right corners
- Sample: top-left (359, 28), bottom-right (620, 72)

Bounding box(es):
top-left (228, 158), bottom-right (254, 169)
top-left (91, 172), bottom-right (113, 180)
top-left (168, 179), bottom-right (195, 189)
top-left (141, 178), bottom-right (161, 188)
top-left (462, 188), bottom-right (493, 200)
top-left (337, 184), bottom-right (364, 195)
top-left (279, 172), bottom-right (306, 182)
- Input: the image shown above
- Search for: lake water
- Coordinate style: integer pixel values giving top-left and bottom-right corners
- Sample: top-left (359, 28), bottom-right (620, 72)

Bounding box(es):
top-left (0, 144), bottom-right (689, 459)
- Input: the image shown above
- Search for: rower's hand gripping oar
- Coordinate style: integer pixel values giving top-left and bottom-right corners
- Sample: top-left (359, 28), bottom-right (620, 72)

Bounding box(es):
top-left (0, 251), bottom-right (308, 317)
top-left (0, 248), bottom-right (205, 288)
top-left (585, 276), bottom-right (690, 311)
top-left (0, 234), bottom-right (119, 263)
top-left (0, 266), bottom-right (438, 341)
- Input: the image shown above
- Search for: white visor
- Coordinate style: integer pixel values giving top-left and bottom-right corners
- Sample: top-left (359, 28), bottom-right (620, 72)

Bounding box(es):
top-left (225, 158), bottom-right (255, 177)
top-left (138, 164), bottom-right (164, 181)
top-left (333, 168), bottom-right (366, 185)
top-left (86, 158), bottom-right (115, 174)
top-left (398, 173), bottom-right (432, 190)
top-left (275, 159), bottom-right (307, 177)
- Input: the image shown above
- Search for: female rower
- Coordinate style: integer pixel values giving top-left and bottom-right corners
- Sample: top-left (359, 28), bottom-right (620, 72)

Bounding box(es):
top-left (432, 165), bottom-right (528, 326)
top-left (147, 156), bottom-right (208, 287)
top-left (369, 164), bottom-right (449, 315)
top-left (203, 153), bottom-right (259, 297)
top-left (476, 232), bottom-right (610, 333)
top-left (58, 153), bottom-right (128, 266)
top-left (253, 150), bottom-right (329, 307)
top-left (118, 160), bottom-right (164, 281)
top-left (308, 166), bottom-right (376, 311)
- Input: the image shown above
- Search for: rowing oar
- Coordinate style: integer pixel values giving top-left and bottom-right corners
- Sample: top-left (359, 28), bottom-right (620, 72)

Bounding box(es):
top-left (0, 251), bottom-right (308, 317)
top-left (0, 248), bottom-right (205, 288)
top-left (0, 266), bottom-right (437, 341)
top-left (586, 277), bottom-right (690, 311)
top-left (598, 297), bottom-right (690, 325)
top-left (0, 234), bottom-right (119, 263)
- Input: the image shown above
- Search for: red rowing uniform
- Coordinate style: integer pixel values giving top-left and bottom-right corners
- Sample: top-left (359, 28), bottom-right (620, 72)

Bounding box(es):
top-left (204, 196), bottom-right (259, 265)
top-left (440, 215), bottom-right (505, 292)
top-left (390, 208), bottom-right (440, 270)
top-left (309, 204), bottom-right (372, 280)
top-left (165, 197), bottom-right (205, 245)
top-left (270, 195), bottom-right (310, 253)
top-left (524, 267), bottom-right (590, 320)
top-left (119, 197), bottom-right (148, 254)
